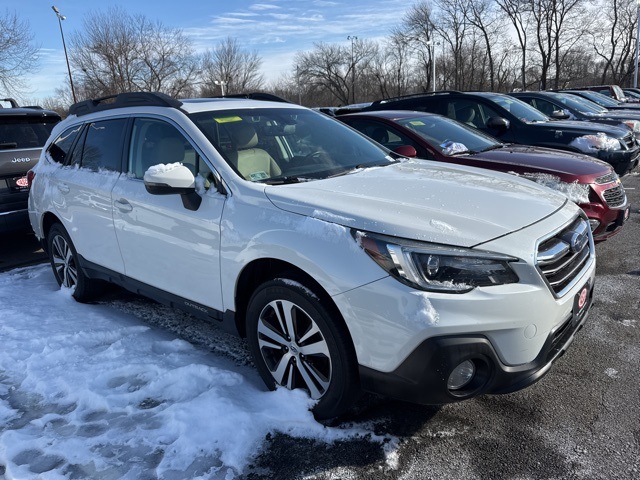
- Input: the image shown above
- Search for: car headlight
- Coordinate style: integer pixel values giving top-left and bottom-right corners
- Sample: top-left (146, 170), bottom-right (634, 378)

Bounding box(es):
top-left (353, 230), bottom-right (519, 293)
top-left (569, 133), bottom-right (621, 153)
top-left (622, 119), bottom-right (640, 132)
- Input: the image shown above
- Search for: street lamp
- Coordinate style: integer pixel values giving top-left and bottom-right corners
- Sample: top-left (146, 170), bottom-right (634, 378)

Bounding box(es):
top-left (347, 35), bottom-right (358, 104)
top-left (426, 39), bottom-right (440, 92)
top-left (634, 0), bottom-right (640, 88)
top-left (214, 80), bottom-right (227, 96)
top-left (51, 6), bottom-right (77, 104)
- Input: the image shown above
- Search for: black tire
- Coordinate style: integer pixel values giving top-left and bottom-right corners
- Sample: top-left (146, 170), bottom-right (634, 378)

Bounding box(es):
top-left (246, 277), bottom-right (360, 419)
top-left (46, 223), bottom-right (102, 302)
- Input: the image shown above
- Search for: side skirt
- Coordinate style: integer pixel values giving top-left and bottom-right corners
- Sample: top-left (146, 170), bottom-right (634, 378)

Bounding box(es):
top-left (77, 255), bottom-right (240, 336)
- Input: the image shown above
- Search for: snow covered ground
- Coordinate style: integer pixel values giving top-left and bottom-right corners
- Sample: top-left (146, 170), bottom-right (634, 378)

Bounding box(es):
top-left (0, 265), bottom-right (387, 479)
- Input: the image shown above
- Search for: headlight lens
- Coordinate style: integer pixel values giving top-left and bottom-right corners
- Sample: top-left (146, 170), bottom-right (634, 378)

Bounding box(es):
top-left (354, 230), bottom-right (519, 293)
top-left (569, 133), bottom-right (621, 152)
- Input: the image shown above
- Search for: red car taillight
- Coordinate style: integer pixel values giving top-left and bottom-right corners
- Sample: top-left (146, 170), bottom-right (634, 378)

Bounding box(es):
top-left (27, 170), bottom-right (36, 188)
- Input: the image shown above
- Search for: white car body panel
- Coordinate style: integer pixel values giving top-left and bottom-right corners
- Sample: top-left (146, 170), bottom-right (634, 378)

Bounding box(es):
top-left (111, 176), bottom-right (225, 308)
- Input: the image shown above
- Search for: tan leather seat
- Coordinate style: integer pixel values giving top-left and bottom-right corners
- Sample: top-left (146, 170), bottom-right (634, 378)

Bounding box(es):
top-left (228, 123), bottom-right (281, 181)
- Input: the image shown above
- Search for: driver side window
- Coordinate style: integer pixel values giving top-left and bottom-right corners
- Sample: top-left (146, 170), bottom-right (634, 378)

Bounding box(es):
top-left (128, 118), bottom-right (213, 188)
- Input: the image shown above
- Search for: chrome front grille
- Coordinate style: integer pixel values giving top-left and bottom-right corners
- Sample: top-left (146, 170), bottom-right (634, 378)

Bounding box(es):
top-left (602, 184), bottom-right (626, 207)
top-left (536, 216), bottom-right (593, 296)
top-left (622, 133), bottom-right (636, 150)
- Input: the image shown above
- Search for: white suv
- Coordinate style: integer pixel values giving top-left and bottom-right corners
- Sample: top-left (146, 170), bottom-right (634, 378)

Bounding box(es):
top-left (28, 92), bottom-right (596, 419)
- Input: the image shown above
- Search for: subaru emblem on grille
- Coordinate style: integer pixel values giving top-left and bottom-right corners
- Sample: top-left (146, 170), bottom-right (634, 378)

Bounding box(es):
top-left (569, 229), bottom-right (588, 253)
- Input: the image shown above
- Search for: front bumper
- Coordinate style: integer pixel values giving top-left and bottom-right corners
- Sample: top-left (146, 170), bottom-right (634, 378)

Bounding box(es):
top-left (598, 147), bottom-right (640, 176)
top-left (359, 280), bottom-right (594, 405)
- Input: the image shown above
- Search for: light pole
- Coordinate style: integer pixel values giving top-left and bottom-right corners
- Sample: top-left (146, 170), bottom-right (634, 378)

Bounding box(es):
top-left (635, 0), bottom-right (640, 88)
top-left (347, 35), bottom-right (357, 104)
top-left (214, 80), bottom-right (227, 96)
top-left (426, 39), bottom-right (440, 92)
top-left (52, 6), bottom-right (77, 104)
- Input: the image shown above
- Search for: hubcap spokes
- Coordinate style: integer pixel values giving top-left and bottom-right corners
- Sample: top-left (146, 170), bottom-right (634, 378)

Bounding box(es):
top-left (51, 235), bottom-right (77, 289)
top-left (257, 299), bottom-right (331, 399)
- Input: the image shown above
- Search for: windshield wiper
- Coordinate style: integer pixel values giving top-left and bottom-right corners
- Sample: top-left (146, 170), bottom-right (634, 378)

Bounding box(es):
top-left (262, 176), bottom-right (307, 185)
top-left (476, 144), bottom-right (503, 153)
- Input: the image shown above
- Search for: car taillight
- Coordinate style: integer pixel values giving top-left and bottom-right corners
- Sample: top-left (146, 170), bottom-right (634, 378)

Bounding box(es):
top-left (27, 170), bottom-right (36, 188)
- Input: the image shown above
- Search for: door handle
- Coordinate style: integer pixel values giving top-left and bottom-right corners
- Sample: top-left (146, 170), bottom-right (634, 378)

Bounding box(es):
top-left (114, 198), bottom-right (133, 213)
top-left (57, 183), bottom-right (70, 194)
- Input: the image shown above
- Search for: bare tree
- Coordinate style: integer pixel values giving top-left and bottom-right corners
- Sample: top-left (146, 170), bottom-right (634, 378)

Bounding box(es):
top-left (0, 10), bottom-right (39, 96)
top-left (496, 0), bottom-right (530, 90)
top-left (399, 1), bottom-right (439, 91)
top-left (296, 39), bottom-right (377, 105)
top-left (526, 0), bottom-right (587, 90)
top-left (589, 0), bottom-right (637, 85)
top-left (199, 37), bottom-right (264, 96)
top-left (70, 7), bottom-right (198, 99)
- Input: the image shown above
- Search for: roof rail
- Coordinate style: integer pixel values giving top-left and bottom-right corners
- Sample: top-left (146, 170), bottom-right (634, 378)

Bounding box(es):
top-left (69, 92), bottom-right (183, 117)
top-left (216, 92), bottom-right (292, 103)
top-left (372, 90), bottom-right (462, 105)
top-left (1, 98), bottom-right (20, 108)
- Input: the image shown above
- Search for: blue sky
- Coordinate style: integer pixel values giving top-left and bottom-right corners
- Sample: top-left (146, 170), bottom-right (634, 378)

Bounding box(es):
top-left (8, 0), bottom-right (413, 103)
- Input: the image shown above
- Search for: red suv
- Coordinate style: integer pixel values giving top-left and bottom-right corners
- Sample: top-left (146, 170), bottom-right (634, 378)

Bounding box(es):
top-left (339, 110), bottom-right (630, 242)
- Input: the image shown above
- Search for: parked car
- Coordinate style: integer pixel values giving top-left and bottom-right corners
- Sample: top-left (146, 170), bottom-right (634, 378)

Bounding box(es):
top-left (510, 91), bottom-right (640, 138)
top-left (361, 91), bottom-right (640, 176)
top-left (560, 89), bottom-right (640, 111)
top-left (29, 92), bottom-right (596, 419)
top-left (0, 98), bottom-right (61, 233)
top-left (567, 85), bottom-right (629, 102)
top-left (622, 89), bottom-right (640, 103)
top-left (339, 110), bottom-right (629, 243)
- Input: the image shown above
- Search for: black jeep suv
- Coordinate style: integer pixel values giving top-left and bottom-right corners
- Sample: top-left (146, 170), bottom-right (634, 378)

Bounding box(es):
top-left (360, 91), bottom-right (639, 176)
top-left (0, 98), bottom-right (61, 233)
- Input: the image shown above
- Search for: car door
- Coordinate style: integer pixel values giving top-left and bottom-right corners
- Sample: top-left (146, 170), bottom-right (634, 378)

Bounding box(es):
top-left (111, 117), bottom-right (225, 311)
top-left (46, 118), bottom-right (127, 273)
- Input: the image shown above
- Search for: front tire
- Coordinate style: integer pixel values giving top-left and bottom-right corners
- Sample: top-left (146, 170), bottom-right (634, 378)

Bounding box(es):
top-left (47, 223), bottom-right (102, 302)
top-left (246, 277), bottom-right (359, 419)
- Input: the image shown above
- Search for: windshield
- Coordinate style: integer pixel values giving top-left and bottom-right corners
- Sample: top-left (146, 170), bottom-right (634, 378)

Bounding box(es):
top-left (396, 114), bottom-right (501, 154)
top-left (550, 93), bottom-right (606, 115)
top-left (189, 107), bottom-right (393, 183)
top-left (571, 91), bottom-right (620, 107)
top-left (484, 94), bottom-right (549, 123)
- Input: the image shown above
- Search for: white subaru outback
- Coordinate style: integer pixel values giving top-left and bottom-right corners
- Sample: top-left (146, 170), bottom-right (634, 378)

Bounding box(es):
top-left (28, 92), bottom-right (595, 419)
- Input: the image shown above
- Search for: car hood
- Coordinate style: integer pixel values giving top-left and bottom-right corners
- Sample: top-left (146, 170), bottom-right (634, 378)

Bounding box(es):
top-left (264, 160), bottom-right (567, 247)
top-left (536, 119), bottom-right (629, 138)
top-left (469, 145), bottom-right (611, 180)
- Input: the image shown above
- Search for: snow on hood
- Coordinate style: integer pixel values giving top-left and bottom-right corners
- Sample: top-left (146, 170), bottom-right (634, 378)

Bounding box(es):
top-left (265, 160), bottom-right (567, 247)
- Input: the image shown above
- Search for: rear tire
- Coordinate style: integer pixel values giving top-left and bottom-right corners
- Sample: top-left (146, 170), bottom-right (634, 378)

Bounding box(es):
top-left (47, 223), bottom-right (102, 302)
top-left (246, 277), bottom-right (359, 419)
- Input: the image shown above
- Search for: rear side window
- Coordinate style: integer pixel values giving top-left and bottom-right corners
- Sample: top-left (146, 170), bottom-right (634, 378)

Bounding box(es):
top-left (79, 119), bottom-right (128, 172)
top-left (47, 125), bottom-right (83, 164)
top-left (0, 116), bottom-right (59, 150)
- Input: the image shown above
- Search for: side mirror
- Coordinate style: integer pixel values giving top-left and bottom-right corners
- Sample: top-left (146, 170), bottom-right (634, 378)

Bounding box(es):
top-left (393, 145), bottom-right (418, 158)
top-left (486, 116), bottom-right (510, 132)
top-left (550, 110), bottom-right (570, 120)
top-left (143, 163), bottom-right (202, 211)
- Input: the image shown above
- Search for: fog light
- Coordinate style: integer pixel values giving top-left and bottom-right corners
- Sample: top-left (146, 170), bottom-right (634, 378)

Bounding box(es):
top-left (588, 219), bottom-right (600, 232)
top-left (447, 360), bottom-right (475, 390)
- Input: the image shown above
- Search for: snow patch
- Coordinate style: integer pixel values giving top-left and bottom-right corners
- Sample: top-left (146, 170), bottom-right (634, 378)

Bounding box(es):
top-left (569, 133), bottom-right (620, 153)
top-left (0, 265), bottom-right (384, 478)
top-left (511, 172), bottom-right (590, 204)
top-left (406, 292), bottom-right (439, 327)
top-left (145, 162), bottom-right (183, 175)
top-left (604, 368), bottom-right (619, 379)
